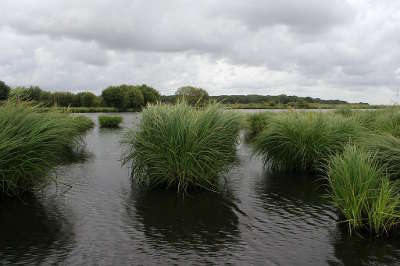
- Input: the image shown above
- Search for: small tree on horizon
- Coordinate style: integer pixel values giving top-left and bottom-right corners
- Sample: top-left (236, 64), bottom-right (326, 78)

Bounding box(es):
top-left (0, 80), bottom-right (10, 101)
top-left (175, 86), bottom-right (209, 106)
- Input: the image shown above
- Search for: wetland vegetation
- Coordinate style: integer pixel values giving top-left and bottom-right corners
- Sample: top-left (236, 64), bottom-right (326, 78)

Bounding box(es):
top-left (98, 115), bottom-right (123, 128)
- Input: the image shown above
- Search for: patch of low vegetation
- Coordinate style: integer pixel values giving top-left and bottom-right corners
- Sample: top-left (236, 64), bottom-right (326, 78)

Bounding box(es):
top-left (334, 106), bottom-right (353, 117)
top-left (122, 101), bottom-right (241, 194)
top-left (99, 115), bottom-right (123, 128)
top-left (0, 103), bottom-right (93, 197)
top-left (253, 112), bottom-right (361, 172)
top-left (326, 145), bottom-right (400, 236)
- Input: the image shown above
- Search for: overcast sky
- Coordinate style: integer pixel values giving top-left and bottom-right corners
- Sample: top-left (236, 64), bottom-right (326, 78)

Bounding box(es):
top-left (1, 0), bottom-right (399, 104)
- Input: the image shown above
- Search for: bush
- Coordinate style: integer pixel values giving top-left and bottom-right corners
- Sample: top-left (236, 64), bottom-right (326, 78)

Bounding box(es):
top-left (98, 115), bottom-right (123, 128)
top-left (253, 112), bottom-right (361, 172)
top-left (122, 102), bottom-right (240, 194)
top-left (0, 103), bottom-right (93, 197)
top-left (326, 145), bottom-right (400, 236)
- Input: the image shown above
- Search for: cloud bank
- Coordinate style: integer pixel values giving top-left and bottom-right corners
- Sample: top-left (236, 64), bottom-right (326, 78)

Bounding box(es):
top-left (1, 0), bottom-right (399, 103)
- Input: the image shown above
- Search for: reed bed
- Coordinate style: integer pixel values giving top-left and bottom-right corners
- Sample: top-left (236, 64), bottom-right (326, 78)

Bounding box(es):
top-left (246, 112), bottom-right (275, 140)
top-left (122, 102), bottom-right (241, 194)
top-left (360, 133), bottom-right (400, 179)
top-left (253, 112), bottom-right (361, 172)
top-left (352, 108), bottom-right (400, 137)
top-left (99, 115), bottom-right (123, 128)
top-left (0, 103), bottom-right (93, 196)
top-left (326, 145), bottom-right (400, 236)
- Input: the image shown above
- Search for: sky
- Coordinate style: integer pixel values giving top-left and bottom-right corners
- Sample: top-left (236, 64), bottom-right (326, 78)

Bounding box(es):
top-left (0, 0), bottom-right (400, 104)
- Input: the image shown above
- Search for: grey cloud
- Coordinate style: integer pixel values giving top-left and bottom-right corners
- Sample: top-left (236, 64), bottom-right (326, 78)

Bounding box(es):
top-left (0, 0), bottom-right (400, 104)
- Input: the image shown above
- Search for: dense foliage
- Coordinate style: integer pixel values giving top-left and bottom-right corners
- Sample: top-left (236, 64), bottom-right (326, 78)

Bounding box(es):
top-left (0, 81), bottom-right (10, 100)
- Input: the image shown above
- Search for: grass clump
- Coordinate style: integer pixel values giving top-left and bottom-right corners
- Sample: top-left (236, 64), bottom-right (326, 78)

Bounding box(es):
top-left (353, 108), bottom-right (400, 137)
top-left (122, 102), bottom-right (241, 194)
top-left (253, 112), bottom-right (361, 172)
top-left (99, 115), bottom-right (123, 128)
top-left (246, 112), bottom-right (274, 140)
top-left (0, 103), bottom-right (93, 197)
top-left (326, 145), bottom-right (400, 236)
top-left (334, 106), bottom-right (353, 117)
top-left (361, 133), bottom-right (400, 178)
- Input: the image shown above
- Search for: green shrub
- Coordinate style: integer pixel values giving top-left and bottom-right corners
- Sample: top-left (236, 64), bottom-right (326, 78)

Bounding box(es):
top-left (122, 102), bottom-right (240, 194)
top-left (0, 103), bottom-right (93, 196)
top-left (98, 115), bottom-right (123, 128)
top-left (326, 145), bottom-right (400, 236)
top-left (253, 112), bottom-right (361, 172)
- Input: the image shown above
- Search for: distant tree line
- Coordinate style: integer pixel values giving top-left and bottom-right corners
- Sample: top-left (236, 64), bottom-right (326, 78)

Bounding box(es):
top-left (1, 80), bottom-right (364, 109)
top-left (0, 82), bottom-right (161, 110)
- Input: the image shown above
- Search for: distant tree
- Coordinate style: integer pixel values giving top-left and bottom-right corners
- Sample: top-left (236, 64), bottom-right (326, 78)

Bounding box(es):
top-left (0, 81), bottom-right (10, 100)
top-left (102, 86), bottom-right (127, 109)
top-left (27, 86), bottom-right (42, 101)
top-left (126, 87), bottom-right (144, 109)
top-left (175, 86), bottom-right (209, 105)
top-left (53, 92), bottom-right (78, 107)
top-left (138, 84), bottom-right (160, 105)
top-left (77, 91), bottom-right (97, 107)
top-left (39, 90), bottom-right (54, 106)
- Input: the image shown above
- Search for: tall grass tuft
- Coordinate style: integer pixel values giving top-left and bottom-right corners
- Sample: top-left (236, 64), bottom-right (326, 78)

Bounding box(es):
top-left (361, 133), bottom-right (400, 178)
top-left (0, 103), bottom-right (93, 196)
top-left (122, 102), bottom-right (241, 194)
top-left (353, 108), bottom-right (400, 137)
top-left (326, 145), bottom-right (400, 236)
top-left (246, 112), bottom-right (274, 140)
top-left (253, 112), bottom-right (361, 172)
top-left (99, 115), bottom-right (123, 128)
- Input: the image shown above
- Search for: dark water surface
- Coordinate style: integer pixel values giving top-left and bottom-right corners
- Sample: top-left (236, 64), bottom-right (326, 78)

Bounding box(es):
top-left (1, 113), bottom-right (400, 265)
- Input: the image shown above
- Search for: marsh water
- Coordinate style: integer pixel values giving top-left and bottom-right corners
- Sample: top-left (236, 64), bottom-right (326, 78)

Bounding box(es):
top-left (1, 112), bottom-right (400, 265)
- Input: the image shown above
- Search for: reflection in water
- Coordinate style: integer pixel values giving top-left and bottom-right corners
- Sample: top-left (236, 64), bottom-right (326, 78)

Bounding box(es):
top-left (126, 187), bottom-right (240, 252)
top-left (330, 228), bottom-right (400, 266)
top-left (0, 194), bottom-right (74, 265)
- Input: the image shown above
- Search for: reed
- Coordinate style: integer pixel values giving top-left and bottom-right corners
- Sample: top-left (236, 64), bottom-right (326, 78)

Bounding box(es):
top-left (99, 115), bottom-right (123, 128)
top-left (122, 102), bottom-right (240, 194)
top-left (326, 145), bottom-right (400, 236)
top-left (253, 112), bottom-right (361, 172)
top-left (0, 103), bottom-right (93, 196)
top-left (361, 133), bottom-right (400, 178)
top-left (246, 112), bottom-right (274, 140)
